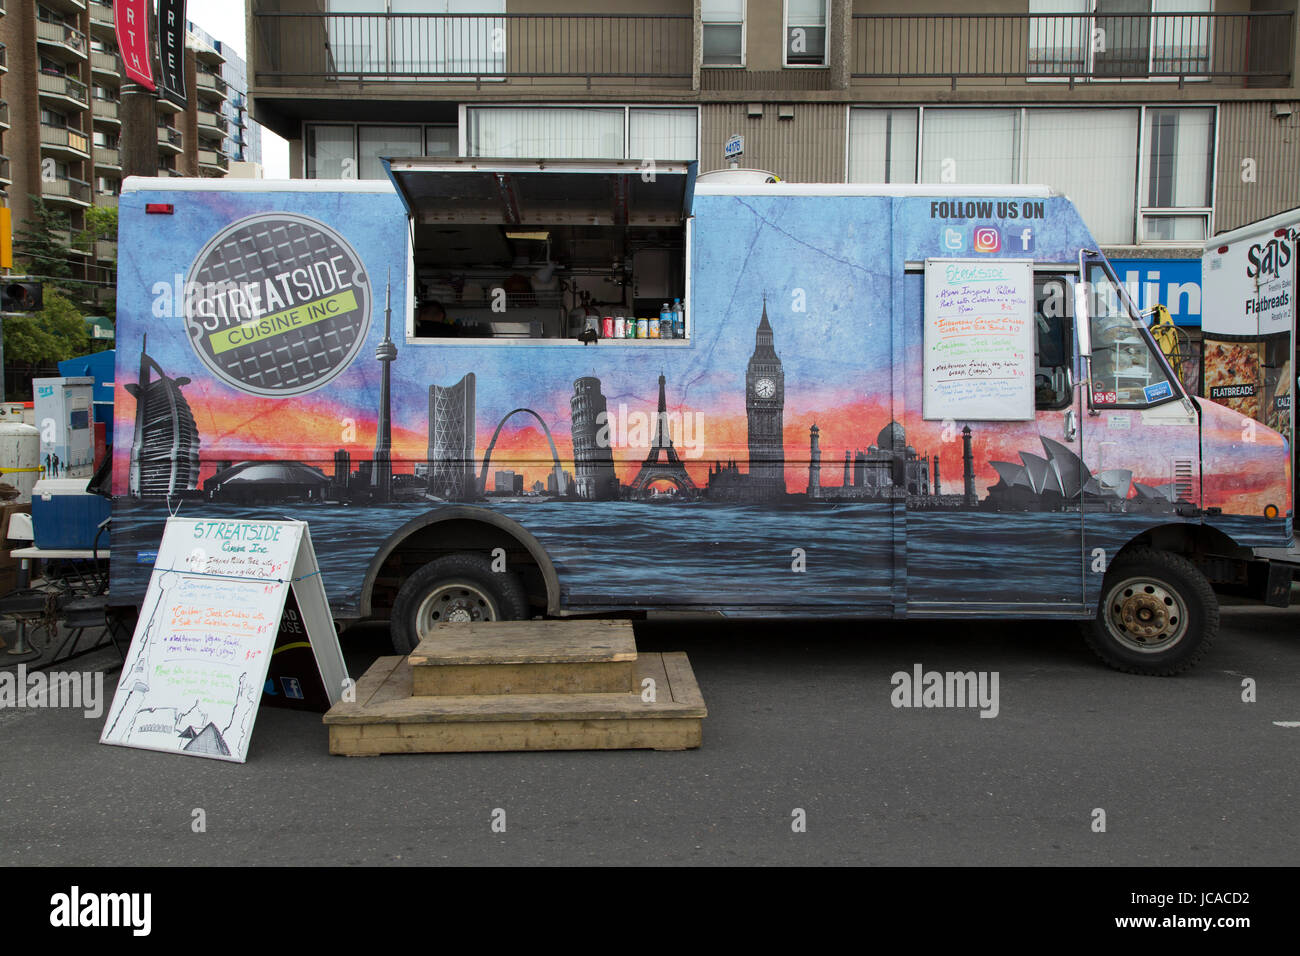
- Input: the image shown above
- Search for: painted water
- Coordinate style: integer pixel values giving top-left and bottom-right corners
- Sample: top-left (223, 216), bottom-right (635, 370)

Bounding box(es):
top-left (110, 498), bottom-right (1241, 617)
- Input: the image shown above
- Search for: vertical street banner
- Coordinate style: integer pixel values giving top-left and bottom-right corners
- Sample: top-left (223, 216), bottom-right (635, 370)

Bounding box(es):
top-left (115, 0), bottom-right (155, 91)
top-left (157, 0), bottom-right (188, 106)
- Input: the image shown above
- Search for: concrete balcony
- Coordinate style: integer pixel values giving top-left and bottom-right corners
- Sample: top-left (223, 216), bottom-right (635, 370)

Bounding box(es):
top-left (89, 1), bottom-right (116, 37)
top-left (38, 71), bottom-right (91, 109)
top-left (95, 193), bottom-right (118, 209)
top-left (157, 125), bottom-right (183, 153)
top-left (198, 148), bottom-right (229, 174)
top-left (96, 238), bottom-right (117, 261)
top-left (36, 19), bottom-right (89, 61)
top-left (91, 49), bottom-right (120, 78)
top-left (94, 145), bottom-right (121, 170)
top-left (0, 43), bottom-right (7, 75)
top-left (93, 97), bottom-right (120, 125)
top-left (0, 155), bottom-right (10, 187)
top-left (40, 123), bottom-right (91, 159)
top-left (851, 10), bottom-right (1295, 88)
top-left (196, 70), bottom-right (229, 100)
top-left (197, 108), bottom-right (228, 136)
top-left (0, 100), bottom-right (9, 130)
top-left (156, 95), bottom-right (181, 114)
top-left (53, 228), bottom-right (93, 257)
top-left (41, 176), bottom-right (92, 207)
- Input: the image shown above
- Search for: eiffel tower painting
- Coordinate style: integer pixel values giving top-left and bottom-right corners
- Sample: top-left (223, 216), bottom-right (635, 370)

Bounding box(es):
top-left (628, 373), bottom-right (699, 499)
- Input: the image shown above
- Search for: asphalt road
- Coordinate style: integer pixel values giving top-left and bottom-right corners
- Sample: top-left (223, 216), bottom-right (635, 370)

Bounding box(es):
top-left (1, 603), bottom-right (1296, 866)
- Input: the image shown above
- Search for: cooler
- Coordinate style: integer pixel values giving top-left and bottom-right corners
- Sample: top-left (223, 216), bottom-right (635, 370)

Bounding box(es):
top-left (31, 478), bottom-right (111, 551)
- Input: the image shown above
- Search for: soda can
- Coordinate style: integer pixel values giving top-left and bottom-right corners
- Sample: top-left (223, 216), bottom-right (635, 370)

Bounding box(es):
top-left (648, 316), bottom-right (660, 339)
top-left (614, 316), bottom-right (625, 339)
top-left (602, 316), bottom-right (614, 338)
top-left (637, 317), bottom-right (648, 339)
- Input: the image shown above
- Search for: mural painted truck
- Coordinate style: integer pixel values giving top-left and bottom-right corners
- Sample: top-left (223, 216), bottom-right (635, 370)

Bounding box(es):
top-left (110, 164), bottom-right (1294, 675)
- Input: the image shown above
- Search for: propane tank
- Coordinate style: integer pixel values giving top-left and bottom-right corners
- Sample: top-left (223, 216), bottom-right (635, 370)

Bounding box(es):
top-left (0, 423), bottom-right (42, 504)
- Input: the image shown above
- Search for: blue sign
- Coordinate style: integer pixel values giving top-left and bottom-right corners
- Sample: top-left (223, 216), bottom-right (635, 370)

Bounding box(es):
top-left (723, 135), bottom-right (744, 160)
top-left (1110, 258), bottom-right (1203, 327)
top-left (1144, 380), bottom-right (1174, 403)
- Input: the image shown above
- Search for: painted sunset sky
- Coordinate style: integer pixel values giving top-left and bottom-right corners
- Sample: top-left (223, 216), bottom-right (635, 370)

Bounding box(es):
top-left (112, 187), bottom-right (1288, 514)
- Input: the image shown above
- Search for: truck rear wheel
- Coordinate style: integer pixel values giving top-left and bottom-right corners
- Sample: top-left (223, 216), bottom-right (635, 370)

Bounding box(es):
top-left (390, 553), bottom-right (529, 655)
top-left (1083, 547), bottom-right (1218, 675)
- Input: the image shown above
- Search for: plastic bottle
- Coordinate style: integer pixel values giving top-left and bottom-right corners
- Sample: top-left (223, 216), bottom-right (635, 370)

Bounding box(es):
top-left (673, 298), bottom-right (685, 339)
top-left (659, 302), bottom-right (673, 339)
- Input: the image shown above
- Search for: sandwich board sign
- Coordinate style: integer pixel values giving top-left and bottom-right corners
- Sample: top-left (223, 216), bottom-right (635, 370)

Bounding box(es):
top-left (101, 518), bottom-right (349, 763)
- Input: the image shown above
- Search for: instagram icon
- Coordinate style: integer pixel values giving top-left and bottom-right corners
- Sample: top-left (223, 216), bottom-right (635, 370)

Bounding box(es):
top-left (973, 226), bottom-right (1001, 253)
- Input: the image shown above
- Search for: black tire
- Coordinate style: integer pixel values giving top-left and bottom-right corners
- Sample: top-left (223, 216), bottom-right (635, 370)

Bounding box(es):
top-left (389, 553), bottom-right (529, 654)
top-left (1082, 547), bottom-right (1218, 675)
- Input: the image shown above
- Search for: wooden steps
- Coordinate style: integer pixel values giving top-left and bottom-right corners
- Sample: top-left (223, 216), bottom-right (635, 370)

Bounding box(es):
top-left (324, 621), bottom-right (706, 755)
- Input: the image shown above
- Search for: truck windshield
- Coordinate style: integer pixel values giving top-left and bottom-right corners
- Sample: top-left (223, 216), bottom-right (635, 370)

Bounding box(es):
top-left (1085, 258), bottom-right (1182, 409)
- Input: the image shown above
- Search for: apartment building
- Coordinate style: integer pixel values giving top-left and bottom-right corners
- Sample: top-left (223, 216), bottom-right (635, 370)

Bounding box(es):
top-left (247, 0), bottom-right (1300, 339)
top-left (0, 1), bottom-right (257, 288)
top-left (188, 18), bottom-right (263, 168)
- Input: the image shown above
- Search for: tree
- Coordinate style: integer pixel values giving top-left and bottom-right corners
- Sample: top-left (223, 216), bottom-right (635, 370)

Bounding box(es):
top-left (1, 290), bottom-right (96, 400)
top-left (12, 197), bottom-right (102, 314)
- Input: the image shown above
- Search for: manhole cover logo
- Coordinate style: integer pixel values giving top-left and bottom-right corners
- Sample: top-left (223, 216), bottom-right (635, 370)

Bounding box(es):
top-left (184, 212), bottom-right (372, 397)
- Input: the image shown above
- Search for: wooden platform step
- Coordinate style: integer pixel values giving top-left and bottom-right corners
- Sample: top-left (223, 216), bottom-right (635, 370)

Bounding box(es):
top-left (408, 620), bottom-right (637, 696)
top-left (324, 651), bottom-right (706, 755)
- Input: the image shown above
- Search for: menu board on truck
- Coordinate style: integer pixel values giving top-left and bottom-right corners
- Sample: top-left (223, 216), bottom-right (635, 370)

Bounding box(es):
top-left (101, 518), bottom-right (348, 763)
top-left (923, 258), bottom-right (1035, 421)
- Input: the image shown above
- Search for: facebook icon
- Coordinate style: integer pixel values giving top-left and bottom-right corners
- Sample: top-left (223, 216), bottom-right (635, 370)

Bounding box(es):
top-left (1009, 227), bottom-right (1035, 253)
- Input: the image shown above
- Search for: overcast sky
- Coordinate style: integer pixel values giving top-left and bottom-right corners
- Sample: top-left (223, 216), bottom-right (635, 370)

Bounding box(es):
top-left (188, 0), bottom-right (289, 177)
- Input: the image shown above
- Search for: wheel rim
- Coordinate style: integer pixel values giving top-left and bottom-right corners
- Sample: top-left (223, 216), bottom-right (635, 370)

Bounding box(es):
top-left (1104, 575), bottom-right (1189, 654)
top-left (414, 579), bottom-right (500, 636)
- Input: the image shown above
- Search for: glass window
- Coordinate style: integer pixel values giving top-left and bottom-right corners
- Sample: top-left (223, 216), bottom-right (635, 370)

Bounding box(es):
top-left (359, 125), bottom-right (423, 179)
top-left (785, 0), bottom-right (827, 66)
top-left (1029, 0), bottom-right (1090, 75)
top-left (703, 0), bottom-right (745, 67)
top-left (425, 125), bottom-right (457, 157)
top-left (847, 109), bottom-right (917, 184)
top-left (1034, 274), bottom-right (1076, 410)
top-left (921, 109), bottom-right (1020, 184)
top-left (628, 108), bottom-right (698, 162)
top-left (1085, 258), bottom-right (1180, 407)
top-left (306, 125), bottom-right (356, 179)
top-left (1025, 108), bottom-right (1138, 245)
top-left (1141, 106), bottom-right (1212, 241)
top-left (465, 108), bottom-right (624, 159)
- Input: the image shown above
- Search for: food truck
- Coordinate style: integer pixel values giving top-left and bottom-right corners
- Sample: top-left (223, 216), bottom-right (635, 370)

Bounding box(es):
top-left (109, 165), bottom-right (1293, 675)
top-left (1201, 207), bottom-right (1299, 506)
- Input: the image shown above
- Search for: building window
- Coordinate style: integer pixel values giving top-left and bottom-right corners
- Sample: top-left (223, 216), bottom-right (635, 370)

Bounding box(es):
top-left (1025, 108), bottom-right (1138, 245)
top-left (847, 105), bottom-right (1208, 246)
top-left (628, 108), bottom-right (698, 162)
top-left (784, 0), bottom-right (828, 67)
top-left (1029, 0), bottom-right (1212, 79)
top-left (847, 109), bottom-right (918, 184)
top-left (920, 109), bottom-right (1021, 185)
top-left (358, 125), bottom-right (422, 179)
top-left (306, 125), bottom-right (357, 179)
top-left (467, 108), bottom-right (624, 159)
top-left (1141, 106), bottom-right (1213, 241)
top-left (702, 0), bottom-right (745, 67)
top-left (306, 123), bottom-right (466, 178)
top-left (464, 107), bottom-right (698, 162)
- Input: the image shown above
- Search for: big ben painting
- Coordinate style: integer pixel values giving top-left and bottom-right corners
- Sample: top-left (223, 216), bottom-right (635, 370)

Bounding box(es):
top-left (746, 300), bottom-right (786, 498)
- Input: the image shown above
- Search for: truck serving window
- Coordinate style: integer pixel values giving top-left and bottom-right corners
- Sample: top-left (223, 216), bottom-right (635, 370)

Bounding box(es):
top-left (388, 159), bottom-right (695, 344)
top-left (1084, 259), bottom-right (1181, 409)
top-left (1034, 273), bottom-right (1074, 411)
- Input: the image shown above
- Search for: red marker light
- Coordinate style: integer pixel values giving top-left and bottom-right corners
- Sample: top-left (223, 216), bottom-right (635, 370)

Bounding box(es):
top-left (145, 203), bottom-right (174, 215)
top-left (1217, 245), bottom-right (1228, 254)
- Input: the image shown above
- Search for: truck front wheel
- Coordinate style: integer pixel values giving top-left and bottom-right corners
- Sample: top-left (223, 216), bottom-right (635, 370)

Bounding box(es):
top-left (1083, 547), bottom-right (1218, 675)
top-left (390, 553), bottom-right (529, 654)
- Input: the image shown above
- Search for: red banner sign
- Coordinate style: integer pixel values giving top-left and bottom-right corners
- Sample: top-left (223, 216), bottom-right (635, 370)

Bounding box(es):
top-left (115, 0), bottom-right (155, 90)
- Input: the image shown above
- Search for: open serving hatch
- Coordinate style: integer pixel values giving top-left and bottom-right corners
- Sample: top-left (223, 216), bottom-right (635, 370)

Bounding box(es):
top-left (384, 158), bottom-right (698, 341)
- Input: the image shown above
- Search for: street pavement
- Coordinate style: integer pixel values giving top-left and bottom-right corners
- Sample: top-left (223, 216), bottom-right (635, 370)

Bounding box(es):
top-left (1, 602), bottom-right (1296, 866)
